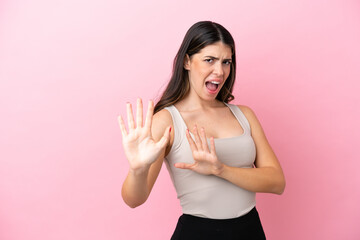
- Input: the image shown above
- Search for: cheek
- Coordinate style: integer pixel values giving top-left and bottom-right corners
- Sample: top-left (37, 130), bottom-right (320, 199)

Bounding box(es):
top-left (191, 62), bottom-right (208, 78)
top-left (224, 66), bottom-right (231, 79)
top-left (192, 61), bottom-right (205, 73)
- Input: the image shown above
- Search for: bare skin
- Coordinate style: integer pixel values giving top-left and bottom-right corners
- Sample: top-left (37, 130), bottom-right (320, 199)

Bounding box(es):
top-left (119, 42), bottom-right (285, 208)
top-left (119, 99), bottom-right (171, 208)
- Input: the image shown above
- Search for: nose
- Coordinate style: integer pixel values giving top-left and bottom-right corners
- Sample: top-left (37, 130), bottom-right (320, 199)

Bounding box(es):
top-left (213, 62), bottom-right (224, 77)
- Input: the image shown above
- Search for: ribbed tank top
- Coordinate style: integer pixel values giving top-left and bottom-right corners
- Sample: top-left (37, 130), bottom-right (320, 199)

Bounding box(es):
top-left (164, 103), bottom-right (256, 219)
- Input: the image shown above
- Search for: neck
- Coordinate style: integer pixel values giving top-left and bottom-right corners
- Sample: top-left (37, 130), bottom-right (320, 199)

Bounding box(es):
top-left (175, 89), bottom-right (224, 111)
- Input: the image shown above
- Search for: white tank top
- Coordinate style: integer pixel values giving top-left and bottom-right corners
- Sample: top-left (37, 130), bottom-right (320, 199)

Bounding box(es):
top-left (164, 103), bottom-right (256, 219)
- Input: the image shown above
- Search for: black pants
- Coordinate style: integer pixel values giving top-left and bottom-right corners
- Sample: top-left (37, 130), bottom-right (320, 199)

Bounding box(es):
top-left (171, 207), bottom-right (266, 240)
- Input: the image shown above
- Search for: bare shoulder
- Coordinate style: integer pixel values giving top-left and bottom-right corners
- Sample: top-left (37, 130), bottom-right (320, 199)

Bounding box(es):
top-left (236, 104), bottom-right (265, 132)
top-left (236, 104), bottom-right (269, 142)
top-left (237, 105), bottom-right (258, 121)
top-left (152, 108), bottom-right (174, 153)
top-left (152, 108), bottom-right (173, 129)
top-left (151, 108), bottom-right (173, 140)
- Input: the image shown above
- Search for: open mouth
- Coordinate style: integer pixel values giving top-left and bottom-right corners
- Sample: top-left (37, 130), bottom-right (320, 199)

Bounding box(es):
top-left (205, 81), bottom-right (220, 92)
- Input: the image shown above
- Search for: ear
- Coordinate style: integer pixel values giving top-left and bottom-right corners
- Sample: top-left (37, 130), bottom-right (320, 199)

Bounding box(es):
top-left (184, 54), bottom-right (190, 70)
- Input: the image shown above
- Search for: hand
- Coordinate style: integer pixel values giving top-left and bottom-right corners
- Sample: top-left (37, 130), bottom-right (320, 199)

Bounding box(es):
top-left (174, 125), bottom-right (224, 176)
top-left (118, 98), bottom-right (170, 172)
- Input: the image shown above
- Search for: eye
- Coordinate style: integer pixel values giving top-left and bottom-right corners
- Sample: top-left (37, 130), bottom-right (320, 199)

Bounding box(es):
top-left (204, 58), bottom-right (214, 63)
top-left (223, 60), bottom-right (232, 65)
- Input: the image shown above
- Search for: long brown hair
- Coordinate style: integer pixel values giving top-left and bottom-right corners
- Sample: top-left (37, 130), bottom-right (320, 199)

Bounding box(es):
top-left (154, 21), bottom-right (236, 114)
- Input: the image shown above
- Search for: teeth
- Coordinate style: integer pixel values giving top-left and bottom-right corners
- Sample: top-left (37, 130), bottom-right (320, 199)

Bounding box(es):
top-left (210, 81), bottom-right (220, 85)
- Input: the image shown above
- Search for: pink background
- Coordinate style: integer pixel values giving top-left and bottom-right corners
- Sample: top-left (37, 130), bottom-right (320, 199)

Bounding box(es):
top-left (1, 0), bottom-right (359, 239)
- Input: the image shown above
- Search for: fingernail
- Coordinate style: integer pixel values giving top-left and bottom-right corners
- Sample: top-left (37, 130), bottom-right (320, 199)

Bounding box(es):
top-left (169, 127), bottom-right (172, 133)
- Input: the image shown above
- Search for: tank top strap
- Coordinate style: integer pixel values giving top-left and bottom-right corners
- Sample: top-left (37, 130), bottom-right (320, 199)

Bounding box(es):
top-left (224, 103), bottom-right (252, 135)
top-left (164, 105), bottom-right (187, 153)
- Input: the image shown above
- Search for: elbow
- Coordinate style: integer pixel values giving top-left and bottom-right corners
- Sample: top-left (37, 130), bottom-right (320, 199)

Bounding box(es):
top-left (121, 188), bottom-right (147, 209)
top-left (275, 185), bottom-right (285, 195)
top-left (266, 171), bottom-right (286, 195)
top-left (274, 177), bottom-right (286, 195)
top-left (122, 196), bottom-right (146, 209)
top-left (271, 168), bottom-right (286, 195)
top-left (126, 201), bottom-right (142, 209)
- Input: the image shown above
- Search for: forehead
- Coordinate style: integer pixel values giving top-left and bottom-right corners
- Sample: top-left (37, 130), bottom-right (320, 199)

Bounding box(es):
top-left (197, 42), bottom-right (232, 58)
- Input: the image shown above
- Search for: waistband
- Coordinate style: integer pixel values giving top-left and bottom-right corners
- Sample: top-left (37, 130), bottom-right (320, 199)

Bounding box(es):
top-left (180, 207), bottom-right (258, 224)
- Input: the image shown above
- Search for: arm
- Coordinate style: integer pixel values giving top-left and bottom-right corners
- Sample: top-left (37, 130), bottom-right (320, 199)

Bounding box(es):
top-left (175, 105), bottom-right (285, 195)
top-left (216, 105), bottom-right (285, 194)
top-left (119, 99), bottom-right (172, 208)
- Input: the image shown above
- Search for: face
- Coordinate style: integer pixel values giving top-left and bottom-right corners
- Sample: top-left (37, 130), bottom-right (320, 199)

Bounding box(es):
top-left (184, 41), bottom-right (232, 101)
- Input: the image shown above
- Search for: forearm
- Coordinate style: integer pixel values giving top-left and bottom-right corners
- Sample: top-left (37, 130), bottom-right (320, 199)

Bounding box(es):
top-left (121, 167), bottom-right (151, 208)
top-left (216, 165), bottom-right (286, 195)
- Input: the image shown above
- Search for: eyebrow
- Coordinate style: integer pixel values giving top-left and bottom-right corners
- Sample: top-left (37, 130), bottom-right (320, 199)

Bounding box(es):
top-left (204, 56), bottom-right (232, 61)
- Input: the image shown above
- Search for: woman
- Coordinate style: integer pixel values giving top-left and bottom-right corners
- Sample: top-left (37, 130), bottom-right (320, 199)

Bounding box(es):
top-left (118, 21), bottom-right (285, 240)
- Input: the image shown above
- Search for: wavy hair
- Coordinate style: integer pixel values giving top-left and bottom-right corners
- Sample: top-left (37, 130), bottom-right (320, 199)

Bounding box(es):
top-left (154, 21), bottom-right (236, 113)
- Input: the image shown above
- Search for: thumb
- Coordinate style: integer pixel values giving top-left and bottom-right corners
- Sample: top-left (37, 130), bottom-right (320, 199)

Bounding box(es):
top-left (174, 162), bottom-right (193, 170)
top-left (156, 126), bottom-right (171, 149)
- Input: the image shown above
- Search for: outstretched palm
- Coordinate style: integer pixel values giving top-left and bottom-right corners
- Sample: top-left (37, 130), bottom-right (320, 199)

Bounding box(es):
top-left (118, 99), bottom-right (170, 171)
top-left (175, 125), bottom-right (224, 176)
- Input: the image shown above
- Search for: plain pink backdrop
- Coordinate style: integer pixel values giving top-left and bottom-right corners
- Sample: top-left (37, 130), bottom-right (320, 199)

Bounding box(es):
top-left (1, 0), bottom-right (359, 239)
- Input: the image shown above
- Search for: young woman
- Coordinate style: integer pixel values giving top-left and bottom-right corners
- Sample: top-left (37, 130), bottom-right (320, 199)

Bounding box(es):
top-left (118, 21), bottom-right (285, 240)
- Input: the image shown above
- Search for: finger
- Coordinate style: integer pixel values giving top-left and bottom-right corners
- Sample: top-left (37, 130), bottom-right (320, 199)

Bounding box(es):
top-left (136, 98), bottom-right (143, 128)
top-left (193, 125), bottom-right (203, 151)
top-left (186, 129), bottom-right (198, 151)
top-left (200, 127), bottom-right (209, 152)
top-left (210, 137), bottom-right (217, 155)
top-left (144, 100), bottom-right (154, 131)
top-left (156, 126), bottom-right (171, 149)
top-left (174, 162), bottom-right (193, 170)
top-left (126, 102), bottom-right (136, 130)
top-left (117, 115), bottom-right (128, 138)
